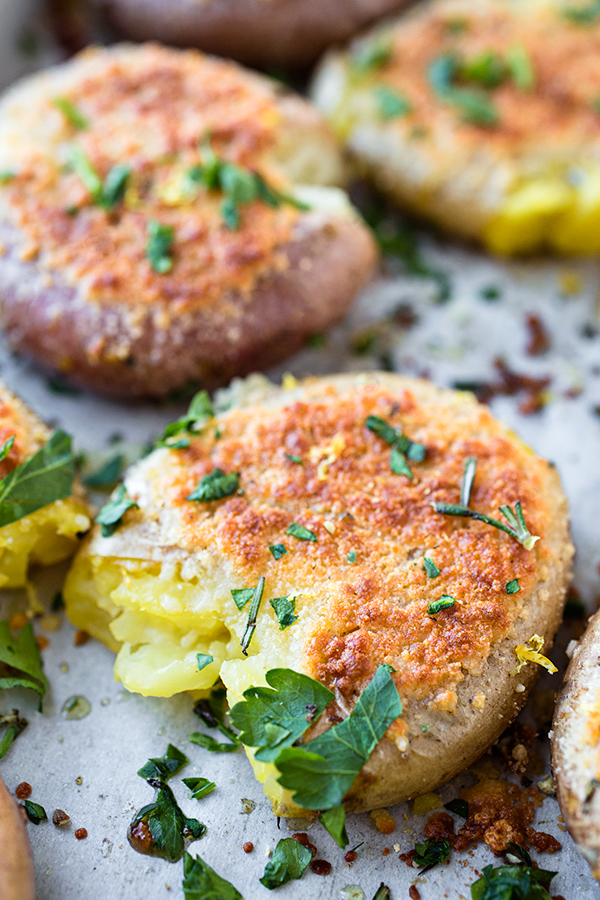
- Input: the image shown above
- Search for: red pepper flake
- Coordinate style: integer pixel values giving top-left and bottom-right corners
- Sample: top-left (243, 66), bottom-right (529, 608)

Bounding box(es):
top-left (242, 842), bottom-right (254, 854)
top-left (344, 850), bottom-right (357, 864)
top-left (75, 827), bottom-right (88, 840)
top-left (409, 887), bottom-right (421, 900)
top-left (525, 314), bottom-right (550, 356)
top-left (382, 847), bottom-right (391, 856)
top-left (310, 859), bottom-right (332, 876)
top-left (73, 630), bottom-right (90, 647)
top-left (36, 635), bottom-right (50, 651)
top-left (15, 782), bottom-right (32, 799)
top-left (291, 832), bottom-right (317, 858)
top-left (52, 809), bottom-right (70, 827)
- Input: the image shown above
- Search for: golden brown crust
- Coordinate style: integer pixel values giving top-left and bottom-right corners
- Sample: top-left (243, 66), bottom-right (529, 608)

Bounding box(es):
top-left (0, 382), bottom-right (50, 478)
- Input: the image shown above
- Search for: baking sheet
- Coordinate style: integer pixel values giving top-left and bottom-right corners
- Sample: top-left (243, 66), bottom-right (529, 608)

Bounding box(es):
top-left (1, 6), bottom-right (600, 899)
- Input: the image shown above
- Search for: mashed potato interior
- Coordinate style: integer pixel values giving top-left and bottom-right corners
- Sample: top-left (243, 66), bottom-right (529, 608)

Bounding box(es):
top-left (0, 499), bottom-right (90, 589)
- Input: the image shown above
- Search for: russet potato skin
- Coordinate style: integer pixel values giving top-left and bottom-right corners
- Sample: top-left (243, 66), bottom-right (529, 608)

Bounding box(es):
top-left (64, 373), bottom-right (572, 814)
top-left (552, 609), bottom-right (600, 879)
top-left (0, 44), bottom-right (377, 398)
top-left (102, 0), bottom-right (412, 68)
top-left (0, 775), bottom-right (35, 900)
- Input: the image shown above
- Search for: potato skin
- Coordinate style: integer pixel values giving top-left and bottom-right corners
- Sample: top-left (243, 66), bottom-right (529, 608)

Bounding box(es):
top-left (102, 0), bottom-right (411, 68)
top-left (0, 775), bottom-right (35, 900)
top-left (0, 44), bottom-right (376, 399)
top-left (552, 609), bottom-right (600, 878)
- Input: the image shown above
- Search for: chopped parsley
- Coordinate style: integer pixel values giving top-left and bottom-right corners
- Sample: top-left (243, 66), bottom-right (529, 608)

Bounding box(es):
top-left (229, 668), bottom-right (333, 763)
top-left (0, 620), bottom-right (49, 710)
top-left (137, 744), bottom-right (189, 782)
top-left (506, 579), bottom-right (520, 594)
top-left (375, 86), bottom-right (412, 120)
top-left (67, 145), bottom-right (131, 209)
top-left (130, 783), bottom-right (205, 862)
top-left (182, 777), bottom-right (215, 801)
top-left (347, 550), bottom-right (357, 563)
top-left (189, 732), bottom-right (238, 753)
top-left (155, 390), bottom-right (214, 449)
top-left (470, 863), bottom-right (557, 900)
top-left (275, 665), bottom-right (402, 813)
top-left (53, 96), bottom-right (89, 130)
top-left (260, 837), bottom-right (312, 889)
top-left (352, 36), bottom-right (393, 73)
top-left (285, 453), bottom-right (303, 464)
top-left (270, 595), bottom-right (298, 630)
top-left (428, 53), bottom-right (499, 126)
top-left (182, 852), bottom-right (242, 899)
top-left (432, 499), bottom-right (539, 550)
top-left (146, 220), bottom-right (175, 274)
top-left (193, 688), bottom-right (240, 748)
top-left (373, 887), bottom-right (391, 900)
top-left (0, 430), bottom-right (75, 527)
top-left (366, 414), bottom-right (426, 479)
top-left (24, 800), bottom-right (47, 825)
top-left (319, 805), bottom-right (348, 848)
top-left (0, 172), bottom-right (15, 184)
top-left (428, 596), bottom-right (456, 616)
top-left (231, 587), bottom-right (256, 610)
top-left (269, 543), bottom-right (287, 560)
top-left (461, 50), bottom-right (506, 88)
top-left (563, 0), bottom-right (600, 24)
top-left (187, 468), bottom-right (239, 503)
top-left (506, 44), bottom-right (535, 91)
top-left (96, 484), bottom-right (138, 537)
top-left (480, 284), bottom-right (501, 301)
top-left (423, 557), bottom-right (440, 578)
top-left (196, 653), bottom-right (213, 671)
top-left (83, 453), bottom-right (124, 490)
top-left (0, 710), bottom-right (27, 759)
top-left (286, 522), bottom-right (317, 542)
top-left (444, 798), bottom-right (469, 818)
top-left (241, 576), bottom-right (265, 655)
top-left (461, 456), bottom-right (477, 507)
top-left (414, 838), bottom-right (451, 871)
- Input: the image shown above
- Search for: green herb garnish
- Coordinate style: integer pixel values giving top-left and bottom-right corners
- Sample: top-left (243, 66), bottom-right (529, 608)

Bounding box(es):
top-left (275, 665), bottom-right (401, 812)
top-left (0, 430), bottom-right (75, 527)
top-left (146, 220), bottom-right (175, 274)
top-left (347, 550), bottom-right (357, 563)
top-left (423, 557), bottom-right (440, 578)
top-left (189, 732), bottom-right (238, 753)
top-left (480, 285), bottom-right (501, 301)
top-left (0, 620), bottom-right (49, 710)
top-left (285, 453), bottom-right (302, 464)
top-left (241, 577), bottom-right (265, 655)
top-left (130, 783), bottom-right (205, 862)
top-left (461, 51), bottom-right (506, 88)
top-left (563, 0), bottom-right (600, 24)
top-left (444, 798), bottom-right (469, 818)
top-left (155, 391), bottom-right (214, 449)
top-left (24, 800), bottom-right (47, 825)
top-left (428, 596), bottom-right (456, 616)
top-left (319, 804), bottom-right (348, 848)
top-left (431, 499), bottom-right (539, 550)
top-left (506, 45), bottom-right (535, 90)
top-left (260, 837), bottom-right (312, 890)
top-left (53, 96), bottom-right (88, 130)
top-left (99, 163), bottom-right (131, 209)
top-left (461, 456), bottom-right (477, 507)
top-left (372, 884), bottom-right (391, 900)
top-left (67, 146), bottom-right (131, 209)
top-left (269, 543), bottom-right (287, 560)
top-left (375, 86), bottom-right (412, 120)
top-left (137, 744), bottom-right (189, 782)
top-left (230, 668), bottom-right (333, 763)
top-left (428, 53), bottom-right (499, 126)
top-left (470, 863), bottom-right (557, 900)
top-left (182, 777), bottom-right (215, 801)
top-left (286, 522), bottom-right (317, 542)
top-left (96, 484), bottom-right (138, 537)
top-left (182, 851), bottom-right (242, 899)
top-left (193, 688), bottom-right (240, 747)
top-left (270, 596), bottom-right (298, 630)
top-left (196, 654), bottom-right (213, 671)
top-left (83, 453), bottom-right (124, 490)
top-left (366, 414), bottom-right (425, 479)
top-left (352, 35), bottom-right (393, 73)
top-left (0, 710), bottom-right (27, 759)
top-left (506, 579), bottom-right (520, 594)
top-left (0, 172), bottom-right (15, 184)
top-left (231, 587), bottom-right (255, 610)
top-left (187, 468), bottom-right (239, 503)
top-left (414, 837), bottom-right (451, 871)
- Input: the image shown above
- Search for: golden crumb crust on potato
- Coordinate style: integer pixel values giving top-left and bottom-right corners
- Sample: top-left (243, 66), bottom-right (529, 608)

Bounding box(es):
top-left (552, 609), bottom-right (600, 878)
top-left (0, 382), bottom-right (50, 477)
top-left (0, 43), bottom-right (345, 316)
top-left (66, 373), bottom-right (572, 812)
top-left (312, 0), bottom-right (600, 254)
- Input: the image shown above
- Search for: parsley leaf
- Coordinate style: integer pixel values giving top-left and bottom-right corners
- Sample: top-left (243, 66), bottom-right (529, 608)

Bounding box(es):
top-left (137, 744), bottom-right (189, 782)
top-left (196, 653), bottom-right (213, 671)
top-left (241, 576), bottom-right (265, 655)
top-left (96, 484), bottom-right (138, 537)
top-left (431, 500), bottom-right (539, 550)
top-left (347, 550), bottom-right (357, 563)
top-left (187, 468), bottom-right (239, 503)
top-left (375, 86), bottom-right (412, 120)
top-left (470, 863), bottom-right (556, 900)
top-left (146, 220), bottom-right (175, 274)
top-left (319, 804), bottom-right (348, 848)
top-left (428, 595), bottom-right (456, 616)
top-left (414, 838), bottom-right (450, 871)
top-left (444, 798), bottom-right (469, 818)
top-left (155, 391), bottom-right (214, 449)
top-left (189, 732), bottom-right (238, 753)
top-left (0, 429), bottom-right (75, 527)
top-left (67, 145), bottom-right (130, 208)
top-left (428, 53), bottom-right (499, 126)
top-left (285, 453), bottom-right (302, 464)
top-left (506, 579), bottom-right (520, 594)
top-left (229, 668), bottom-right (333, 763)
top-left (275, 665), bottom-right (402, 809)
top-left (506, 44), bottom-right (534, 90)
top-left (99, 163), bottom-right (131, 209)
top-left (423, 557), bottom-right (440, 578)
top-left (0, 710), bottom-right (27, 759)
top-left (130, 784), bottom-right (205, 862)
top-left (231, 588), bottom-right (255, 610)
top-left (182, 851), bottom-right (242, 899)
top-left (352, 36), bottom-right (393, 73)
top-left (260, 837), bottom-right (312, 889)
top-left (372, 885), bottom-right (391, 900)
top-left (286, 522), bottom-right (317, 542)
top-left (192, 689), bottom-right (240, 750)
top-left (24, 800), bottom-right (47, 824)
top-left (182, 777), bottom-right (215, 801)
top-left (83, 453), bottom-right (124, 490)
top-left (0, 620), bottom-right (49, 710)
top-left (461, 51), bottom-right (506, 88)
top-left (563, 0), bottom-right (600, 24)
top-left (53, 96), bottom-right (88, 130)
top-left (269, 543), bottom-right (287, 560)
top-left (270, 596), bottom-right (298, 630)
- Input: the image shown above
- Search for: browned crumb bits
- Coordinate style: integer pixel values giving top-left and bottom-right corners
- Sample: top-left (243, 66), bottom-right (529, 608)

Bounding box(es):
top-left (382, 847), bottom-right (391, 856)
top-left (52, 809), bottom-right (70, 827)
top-left (409, 887), bottom-right (421, 900)
top-left (73, 630), bottom-right (90, 647)
top-left (9, 612), bottom-right (28, 631)
top-left (291, 832), bottom-right (317, 858)
top-left (36, 635), bottom-right (50, 651)
top-left (15, 782), bottom-right (32, 799)
top-left (243, 842), bottom-right (254, 854)
top-left (344, 850), bottom-right (357, 864)
top-left (310, 859), bottom-right (332, 876)
top-left (75, 827), bottom-right (88, 840)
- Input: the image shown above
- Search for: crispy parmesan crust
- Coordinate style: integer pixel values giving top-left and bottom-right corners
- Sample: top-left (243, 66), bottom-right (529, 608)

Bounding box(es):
top-left (552, 610), bottom-right (600, 879)
top-left (0, 382), bottom-right (51, 477)
top-left (102, 0), bottom-right (411, 68)
top-left (0, 44), bottom-right (375, 397)
top-left (70, 373), bottom-right (572, 812)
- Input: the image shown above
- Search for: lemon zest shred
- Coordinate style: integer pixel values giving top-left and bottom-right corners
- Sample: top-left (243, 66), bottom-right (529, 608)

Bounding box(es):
top-left (511, 634), bottom-right (557, 675)
top-left (309, 433), bottom-right (346, 481)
